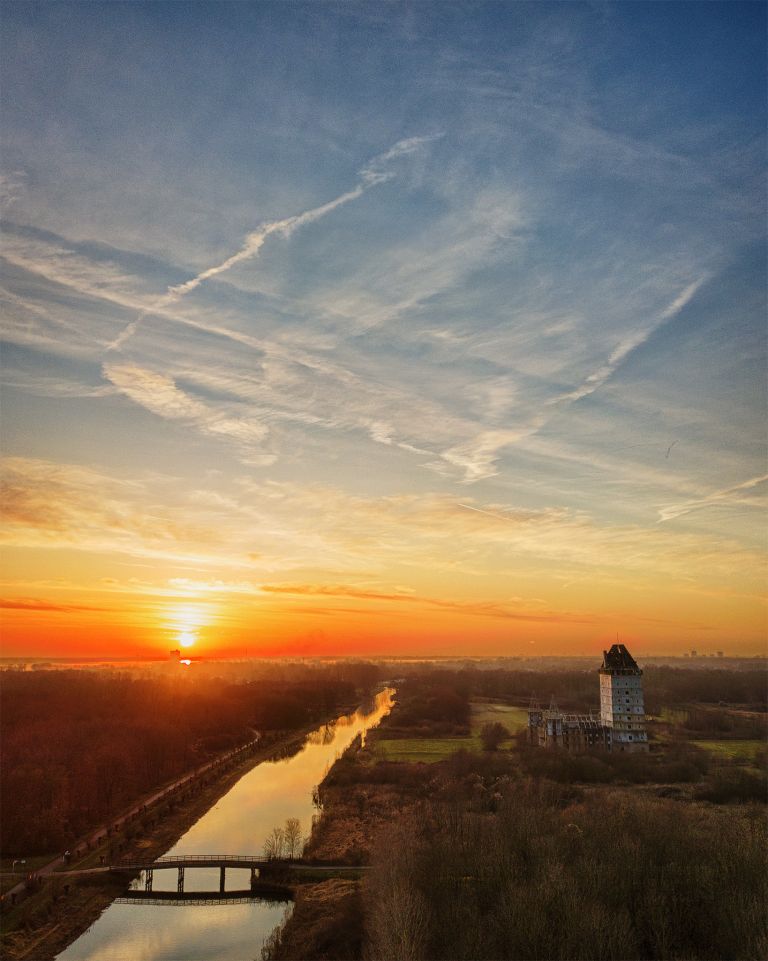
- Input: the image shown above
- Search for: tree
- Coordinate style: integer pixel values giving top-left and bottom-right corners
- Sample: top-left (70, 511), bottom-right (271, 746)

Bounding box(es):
top-left (480, 722), bottom-right (508, 752)
top-left (263, 826), bottom-right (285, 859)
top-left (283, 817), bottom-right (302, 859)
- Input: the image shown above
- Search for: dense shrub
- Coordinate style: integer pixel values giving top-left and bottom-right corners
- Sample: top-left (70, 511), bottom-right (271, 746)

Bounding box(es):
top-left (366, 783), bottom-right (768, 960)
top-left (695, 768), bottom-right (768, 804)
top-left (515, 736), bottom-right (713, 786)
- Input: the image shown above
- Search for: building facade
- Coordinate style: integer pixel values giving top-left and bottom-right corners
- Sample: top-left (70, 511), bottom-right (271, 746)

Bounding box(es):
top-left (598, 644), bottom-right (648, 752)
top-left (528, 644), bottom-right (648, 753)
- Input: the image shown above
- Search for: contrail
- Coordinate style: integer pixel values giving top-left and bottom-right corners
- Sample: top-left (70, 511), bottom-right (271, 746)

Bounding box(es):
top-left (107, 135), bottom-right (441, 351)
top-left (457, 503), bottom-right (517, 523)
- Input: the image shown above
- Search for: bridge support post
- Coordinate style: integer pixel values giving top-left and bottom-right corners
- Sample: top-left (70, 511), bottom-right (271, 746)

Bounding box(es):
top-left (145, 868), bottom-right (153, 892)
top-left (250, 866), bottom-right (258, 889)
top-left (177, 867), bottom-right (184, 893)
top-left (219, 866), bottom-right (226, 893)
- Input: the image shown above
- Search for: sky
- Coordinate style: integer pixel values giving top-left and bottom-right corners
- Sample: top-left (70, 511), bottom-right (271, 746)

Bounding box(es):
top-left (1, 1), bottom-right (765, 658)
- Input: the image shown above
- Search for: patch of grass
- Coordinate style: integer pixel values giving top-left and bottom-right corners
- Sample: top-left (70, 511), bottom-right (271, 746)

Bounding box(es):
top-left (655, 707), bottom-right (688, 724)
top-left (376, 738), bottom-right (472, 763)
top-left (470, 701), bottom-right (528, 750)
top-left (375, 703), bottom-right (529, 762)
top-left (692, 740), bottom-right (765, 762)
top-left (471, 702), bottom-right (528, 734)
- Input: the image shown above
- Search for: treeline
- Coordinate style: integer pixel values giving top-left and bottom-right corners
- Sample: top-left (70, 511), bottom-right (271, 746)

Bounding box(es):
top-left (381, 672), bottom-right (470, 737)
top-left (678, 706), bottom-right (766, 738)
top-left (365, 779), bottom-right (767, 961)
top-left (0, 669), bottom-right (359, 855)
top-left (642, 667), bottom-right (768, 712)
top-left (438, 664), bottom-right (768, 714)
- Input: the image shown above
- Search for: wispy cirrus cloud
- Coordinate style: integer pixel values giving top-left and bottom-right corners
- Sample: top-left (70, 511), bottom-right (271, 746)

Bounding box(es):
top-left (436, 278), bottom-right (708, 482)
top-left (259, 582), bottom-right (604, 624)
top-left (557, 278), bottom-right (707, 406)
top-left (102, 363), bottom-right (273, 461)
top-left (107, 135), bottom-right (441, 350)
top-left (0, 456), bottom-right (227, 563)
top-left (659, 473), bottom-right (768, 522)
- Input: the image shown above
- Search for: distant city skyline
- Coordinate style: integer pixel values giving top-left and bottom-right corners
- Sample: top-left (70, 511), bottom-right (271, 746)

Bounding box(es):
top-left (1, 2), bottom-right (765, 657)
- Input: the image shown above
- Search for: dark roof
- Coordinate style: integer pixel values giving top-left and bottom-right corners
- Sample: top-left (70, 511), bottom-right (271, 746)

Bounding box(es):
top-left (600, 644), bottom-right (640, 673)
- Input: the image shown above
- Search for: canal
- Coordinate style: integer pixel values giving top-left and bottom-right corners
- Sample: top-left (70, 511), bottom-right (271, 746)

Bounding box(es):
top-left (56, 688), bottom-right (395, 961)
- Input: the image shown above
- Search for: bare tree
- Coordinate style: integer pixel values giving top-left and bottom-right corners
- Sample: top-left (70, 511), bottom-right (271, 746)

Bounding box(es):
top-left (284, 817), bottom-right (302, 859)
top-left (263, 826), bottom-right (285, 859)
top-left (366, 820), bottom-right (429, 961)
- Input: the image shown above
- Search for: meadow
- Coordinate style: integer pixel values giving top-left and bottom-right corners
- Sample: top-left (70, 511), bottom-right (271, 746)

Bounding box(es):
top-left (375, 700), bottom-right (528, 761)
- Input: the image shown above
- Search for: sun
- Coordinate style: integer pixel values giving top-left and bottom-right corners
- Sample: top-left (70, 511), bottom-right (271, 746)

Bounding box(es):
top-left (163, 601), bottom-right (215, 652)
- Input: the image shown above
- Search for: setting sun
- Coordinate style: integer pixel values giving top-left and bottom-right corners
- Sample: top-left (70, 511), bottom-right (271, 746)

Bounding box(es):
top-left (162, 602), bottom-right (215, 653)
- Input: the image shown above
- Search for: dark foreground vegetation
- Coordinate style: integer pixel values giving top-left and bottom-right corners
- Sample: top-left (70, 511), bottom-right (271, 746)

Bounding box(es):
top-left (269, 663), bottom-right (768, 961)
top-left (0, 662), bottom-right (374, 855)
top-left (365, 766), bottom-right (766, 961)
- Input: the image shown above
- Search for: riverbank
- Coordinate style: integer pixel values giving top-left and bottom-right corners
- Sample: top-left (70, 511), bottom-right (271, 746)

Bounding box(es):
top-left (264, 878), bottom-right (362, 961)
top-left (2, 722), bottom-right (341, 961)
top-left (263, 735), bottom-right (426, 960)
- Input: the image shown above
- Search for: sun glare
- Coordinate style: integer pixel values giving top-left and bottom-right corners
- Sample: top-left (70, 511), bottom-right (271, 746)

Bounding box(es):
top-left (163, 602), bottom-right (216, 653)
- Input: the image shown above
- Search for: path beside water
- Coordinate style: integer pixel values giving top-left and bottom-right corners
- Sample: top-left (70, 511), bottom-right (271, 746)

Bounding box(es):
top-left (55, 689), bottom-right (394, 961)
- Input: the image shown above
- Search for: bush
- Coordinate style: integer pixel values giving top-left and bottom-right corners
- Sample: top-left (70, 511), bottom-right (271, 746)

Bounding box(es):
top-left (480, 722), bottom-right (508, 751)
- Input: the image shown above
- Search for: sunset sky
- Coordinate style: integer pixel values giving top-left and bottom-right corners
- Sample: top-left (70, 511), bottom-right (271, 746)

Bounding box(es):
top-left (1, 2), bottom-right (765, 658)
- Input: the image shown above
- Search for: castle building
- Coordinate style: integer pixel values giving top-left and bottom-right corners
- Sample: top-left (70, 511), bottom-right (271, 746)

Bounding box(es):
top-left (599, 644), bottom-right (648, 752)
top-left (528, 644), bottom-right (648, 753)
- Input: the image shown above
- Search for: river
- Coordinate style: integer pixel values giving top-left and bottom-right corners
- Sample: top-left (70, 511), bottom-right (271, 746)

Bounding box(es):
top-left (55, 688), bottom-right (395, 961)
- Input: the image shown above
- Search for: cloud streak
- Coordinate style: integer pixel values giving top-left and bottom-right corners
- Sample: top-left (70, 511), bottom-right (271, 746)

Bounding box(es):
top-left (659, 473), bottom-right (768, 522)
top-left (438, 278), bottom-right (708, 482)
top-left (107, 135), bottom-right (440, 350)
top-left (103, 363), bottom-right (272, 459)
top-left (259, 582), bottom-right (602, 624)
top-left (0, 598), bottom-right (107, 613)
top-left (558, 278), bottom-right (706, 405)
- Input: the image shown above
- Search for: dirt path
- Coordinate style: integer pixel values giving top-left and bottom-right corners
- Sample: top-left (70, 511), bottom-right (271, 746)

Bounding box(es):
top-left (4, 736), bottom-right (261, 904)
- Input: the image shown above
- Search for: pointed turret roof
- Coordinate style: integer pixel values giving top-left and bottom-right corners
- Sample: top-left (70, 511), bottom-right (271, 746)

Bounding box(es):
top-left (599, 643), bottom-right (641, 674)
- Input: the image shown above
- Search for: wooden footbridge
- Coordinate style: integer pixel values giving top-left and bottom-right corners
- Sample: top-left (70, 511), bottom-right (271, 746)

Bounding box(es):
top-left (111, 855), bottom-right (277, 894)
top-left (106, 855), bottom-right (366, 896)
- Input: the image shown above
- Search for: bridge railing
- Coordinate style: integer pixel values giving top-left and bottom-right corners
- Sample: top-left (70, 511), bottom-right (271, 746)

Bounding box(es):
top-left (154, 855), bottom-right (267, 863)
top-left (116, 896), bottom-right (263, 907)
top-left (113, 854), bottom-right (271, 866)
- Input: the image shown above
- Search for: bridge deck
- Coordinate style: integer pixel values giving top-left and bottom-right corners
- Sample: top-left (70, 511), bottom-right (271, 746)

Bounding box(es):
top-left (112, 855), bottom-right (269, 871)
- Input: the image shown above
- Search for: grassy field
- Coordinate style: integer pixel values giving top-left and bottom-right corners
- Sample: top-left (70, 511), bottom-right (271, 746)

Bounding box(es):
top-left (375, 702), bottom-right (529, 763)
top-left (470, 702), bottom-right (529, 736)
top-left (375, 737), bottom-right (471, 763)
top-left (691, 739), bottom-right (765, 762)
top-left (654, 707), bottom-right (689, 724)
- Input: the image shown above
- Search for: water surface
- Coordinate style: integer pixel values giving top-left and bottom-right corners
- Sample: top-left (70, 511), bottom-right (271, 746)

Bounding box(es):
top-left (56, 689), bottom-right (394, 961)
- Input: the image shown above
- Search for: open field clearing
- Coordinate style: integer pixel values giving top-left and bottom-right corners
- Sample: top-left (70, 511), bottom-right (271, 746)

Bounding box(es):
top-left (471, 702), bottom-right (529, 735)
top-left (692, 739), bottom-right (765, 762)
top-left (375, 702), bottom-right (527, 762)
top-left (375, 737), bottom-right (470, 763)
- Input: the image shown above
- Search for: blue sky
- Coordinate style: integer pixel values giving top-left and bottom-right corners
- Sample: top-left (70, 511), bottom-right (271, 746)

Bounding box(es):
top-left (1, 2), bottom-right (765, 656)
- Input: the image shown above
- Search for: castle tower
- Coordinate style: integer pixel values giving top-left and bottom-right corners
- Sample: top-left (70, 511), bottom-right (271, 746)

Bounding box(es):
top-left (599, 644), bottom-right (648, 752)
